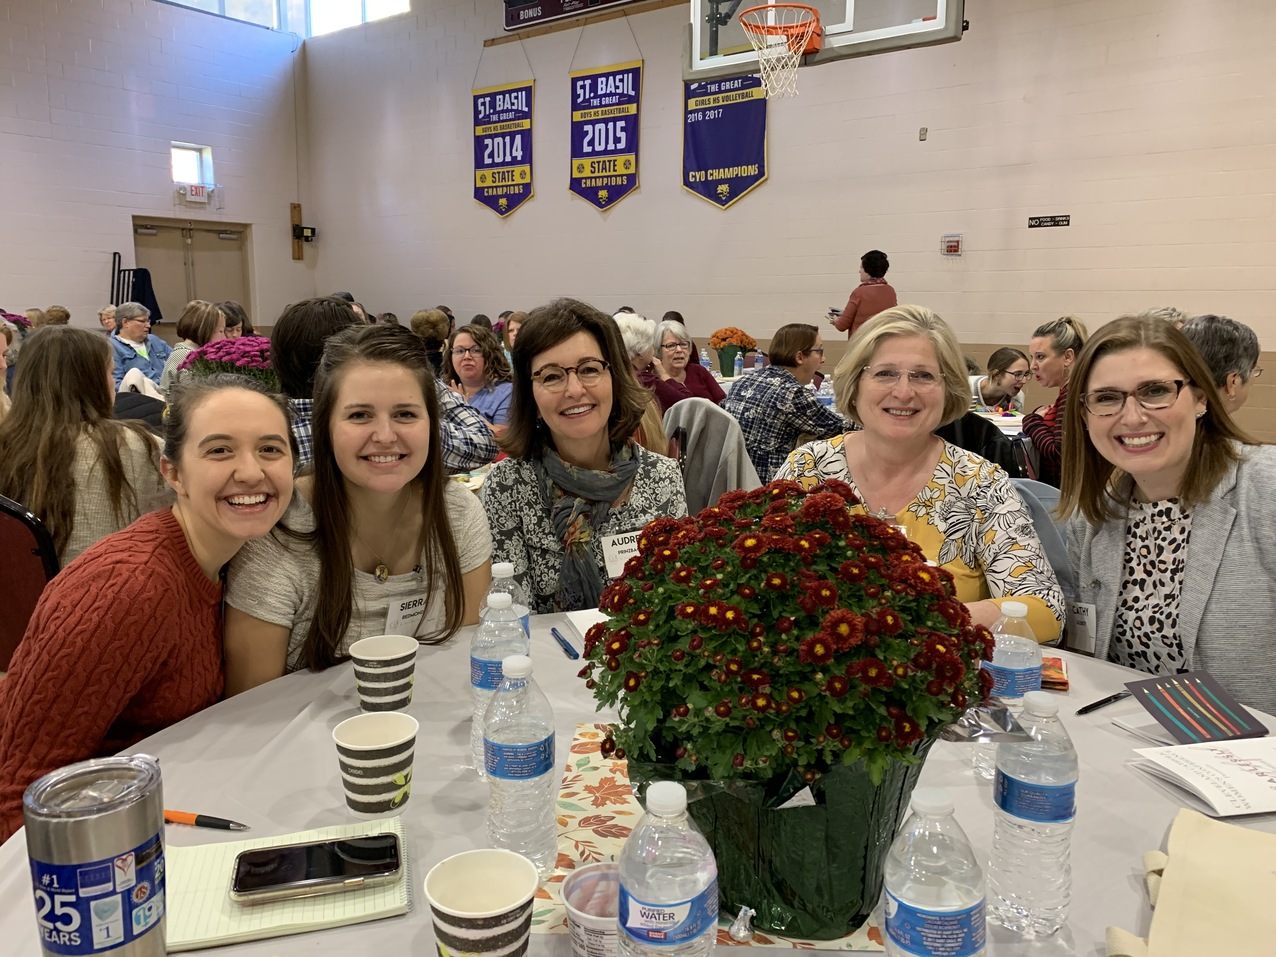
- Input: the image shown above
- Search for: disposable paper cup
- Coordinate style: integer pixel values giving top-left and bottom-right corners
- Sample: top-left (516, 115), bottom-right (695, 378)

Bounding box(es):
top-left (424, 849), bottom-right (539, 957)
top-left (350, 633), bottom-right (419, 711)
top-left (332, 711), bottom-right (418, 814)
top-left (562, 862), bottom-right (620, 957)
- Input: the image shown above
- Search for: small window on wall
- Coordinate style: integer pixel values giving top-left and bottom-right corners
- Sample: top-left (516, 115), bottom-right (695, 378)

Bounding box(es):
top-left (171, 144), bottom-right (214, 185)
top-left (309, 0), bottom-right (410, 37)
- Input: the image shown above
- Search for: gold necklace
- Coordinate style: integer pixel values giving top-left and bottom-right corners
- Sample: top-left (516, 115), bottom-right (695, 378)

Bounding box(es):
top-left (352, 491), bottom-right (414, 584)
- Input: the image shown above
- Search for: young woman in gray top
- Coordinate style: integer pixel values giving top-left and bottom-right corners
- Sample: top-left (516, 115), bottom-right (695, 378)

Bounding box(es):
top-left (1059, 315), bottom-right (1276, 712)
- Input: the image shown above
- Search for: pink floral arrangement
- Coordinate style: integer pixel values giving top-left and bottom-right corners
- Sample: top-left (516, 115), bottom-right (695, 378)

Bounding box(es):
top-left (178, 336), bottom-right (278, 390)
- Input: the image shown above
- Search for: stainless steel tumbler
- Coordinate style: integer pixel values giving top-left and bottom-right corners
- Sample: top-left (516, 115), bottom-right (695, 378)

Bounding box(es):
top-left (22, 754), bottom-right (166, 957)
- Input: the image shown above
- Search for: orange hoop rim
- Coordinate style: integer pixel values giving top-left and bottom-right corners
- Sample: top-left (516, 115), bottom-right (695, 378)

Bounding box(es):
top-left (738, 3), bottom-right (823, 55)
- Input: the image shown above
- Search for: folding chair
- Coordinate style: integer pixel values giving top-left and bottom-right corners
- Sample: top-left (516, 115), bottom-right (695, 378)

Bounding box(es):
top-left (0, 494), bottom-right (60, 671)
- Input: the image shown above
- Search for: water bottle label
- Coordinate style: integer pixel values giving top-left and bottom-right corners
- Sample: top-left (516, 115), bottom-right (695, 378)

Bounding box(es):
top-left (981, 662), bottom-right (1041, 699)
top-left (884, 890), bottom-right (985, 957)
top-left (27, 831), bottom-right (165, 956)
top-left (471, 655), bottom-right (504, 690)
top-left (618, 879), bottom-right (719, 946)
top-left (994, 771), bottom-right (1076, 823)
top-left (485, 733), bottom-right (555, 779)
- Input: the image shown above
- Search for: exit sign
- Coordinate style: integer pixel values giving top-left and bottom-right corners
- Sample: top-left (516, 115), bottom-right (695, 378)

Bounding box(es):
top-left (1028, 214), bottom-right (1070, 228)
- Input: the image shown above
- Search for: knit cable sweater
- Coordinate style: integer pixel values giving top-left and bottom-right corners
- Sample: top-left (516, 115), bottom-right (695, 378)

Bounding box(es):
top-left (0, 508), bottom-right (224, 841)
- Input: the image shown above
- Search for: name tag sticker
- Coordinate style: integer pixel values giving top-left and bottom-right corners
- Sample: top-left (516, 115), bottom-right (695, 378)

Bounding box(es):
top-left (1068, 601), bottom-right (1096, 654)
top-left (385, 595), bottom-right (427, 636)
top-left (602, 531), bottom-right (641, 580)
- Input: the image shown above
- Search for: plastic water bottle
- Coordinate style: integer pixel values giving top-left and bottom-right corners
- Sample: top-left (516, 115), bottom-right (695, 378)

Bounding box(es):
top-left (732, 351), bottom-right (744, 377)
top-left (883, 788), bottom-right (986, 957)
top-left (700, 349), bottom-right (712, 373)
top-left (471, 593), bottom-right (530, 777)
top-left (618, 782), bottom-right (718, 957)
top-left (987, 691), bottom-right (1077, 937)
top-left (973, 601), bottom-right (1041, 780)
top-left (484, 654), bottom-right (558, 878)
top-left (481, 562), bottom-right (530, 638)
top-left (754, 352), bottom-right (764, 371)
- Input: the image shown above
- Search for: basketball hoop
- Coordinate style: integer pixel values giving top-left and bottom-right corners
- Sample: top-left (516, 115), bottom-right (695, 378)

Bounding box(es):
top-left (739, 3), bottom-right (823, 98)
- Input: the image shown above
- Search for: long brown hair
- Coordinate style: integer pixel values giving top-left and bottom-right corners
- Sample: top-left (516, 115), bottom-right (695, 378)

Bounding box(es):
top-left (0, 326), bottom-right (159, 555)
top-left (1058, 315), bottom-right (1256, 524)
top-left (298, 324), bottom-right (464, 671)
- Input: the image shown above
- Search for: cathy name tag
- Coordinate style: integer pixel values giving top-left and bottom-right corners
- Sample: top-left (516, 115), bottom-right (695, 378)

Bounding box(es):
top-left (385, 594), bottom-right (427, 636)
top-left (1068, 600), bottom-right (1097, 654)
top-left (602, 531), bottom-right (641, 580)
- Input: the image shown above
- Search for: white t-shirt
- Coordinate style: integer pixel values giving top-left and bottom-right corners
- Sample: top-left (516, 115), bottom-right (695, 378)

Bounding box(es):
top-left (226, 481), bottom-right (492, 671)
top-left (968, 374), bottom-right (1025, 413)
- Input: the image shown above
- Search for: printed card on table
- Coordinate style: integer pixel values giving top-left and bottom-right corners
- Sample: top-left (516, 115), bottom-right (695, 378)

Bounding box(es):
top-left (1126, 672), bottom-right (1267, 745)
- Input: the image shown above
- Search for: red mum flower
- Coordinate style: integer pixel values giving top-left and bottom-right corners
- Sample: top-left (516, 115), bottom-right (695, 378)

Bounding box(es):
top-left (688, 635), bottom-right (704, 651)
top-left (699, 577), bottom-right (722, 591)
top-left (704, 525), bottom-right (729, 540)
top-left (623, 672), bottom-right (643, 692)
top-left (893, 714), bottom-right (924, 746)
top-left (710, 557), bottom-right (727, 571)
top-left (732, 532), bottom-right (770, 558)
top-left (721, 605), bottom-right (746, 631)
top-left (605, 634), bottom-right (630, 656)
top-left (725, 657), bottom-right (743, 675)
top-left (804, 579), bottom-right (839, 608)
top-left (713, 700), bottom-right (732, 718)
top-left (875, 726), bottom-right (893, 743)
top-left (699, 600), bottom-right (727, 627)
top-left (775, 616), bottom-right (795, 634)
top-left (599, 581), bottom-right (632, 613)
top-left (979, 668), bottom-right (995, 698)
top-left (951, 688), bottom-right (968, 709)
top-left (630, 608), bottom-right (654, 627)
top-left (785, 686), bottom-right (805, 704)
top-left (741, 668), bottom-right (771, 690)
top-left (761, 513), bottom-right (797, 533)
top-left (820, 609), bottom-right (865, 650)
top-left (825, 675), bottom-right (850, 698)
top-left (798, 636), bottom-right (834, 666)
top-left (670, 566), bottom-right (695, 585)
top-left (764, 572), bottom-right (789, 591)
top-left (849, 657), bottom-right (893, 689)
top-left (876, 608), bottom-right (904, 635)
top-left (798, 491), bottom-right (851, 526)
top-left (674, 601), bottom-right (699, 620)
top-left (737, 584), bottom-right (757, 600)
top-left (935, 657), bottom-right (965, 683)
top-left (862, 554), bottom-right (884, 569)
top-left (923, 636), bottom-right (956, 660)
top-left (750, 693), bottom-right (773, 713)
top-left (936, 599), bottom-right (967, 628)
top-left (837, 561), bottom-right (868, 584)
top-left (926, 678), bottom-right (946, 696)
top-left (790, 536), bottom-right (818, 557)
top-left (845, 534), bottom-right (868, 549)
top-left (812, 478), bottom-right (858, 505)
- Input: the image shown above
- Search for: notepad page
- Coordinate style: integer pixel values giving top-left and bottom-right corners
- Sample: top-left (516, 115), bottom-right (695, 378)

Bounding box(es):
top-left (165, 816), bottom-right (410, 952)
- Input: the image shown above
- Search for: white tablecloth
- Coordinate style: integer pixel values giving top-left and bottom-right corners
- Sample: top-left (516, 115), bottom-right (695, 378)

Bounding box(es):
top-left (2, 615), bottom-right (1272, 956)
top-left (973, 410), bottom-right (1027, 438)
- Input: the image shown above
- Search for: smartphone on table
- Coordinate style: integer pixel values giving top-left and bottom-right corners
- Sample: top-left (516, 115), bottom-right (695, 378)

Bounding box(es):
top-left (229, 832), bottom-right (402, 904)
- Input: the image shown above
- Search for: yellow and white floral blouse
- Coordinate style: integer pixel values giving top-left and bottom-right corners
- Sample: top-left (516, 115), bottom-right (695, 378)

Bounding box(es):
top-left (776, 435), bottom-right (1064, 642)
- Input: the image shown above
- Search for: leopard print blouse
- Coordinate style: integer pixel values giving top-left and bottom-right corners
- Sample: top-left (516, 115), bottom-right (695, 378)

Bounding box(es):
top-left (1108, 498), bottom-right (1193, 674)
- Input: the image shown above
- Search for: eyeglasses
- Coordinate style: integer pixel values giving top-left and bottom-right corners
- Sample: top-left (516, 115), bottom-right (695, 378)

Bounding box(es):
top-left (451, 346), bottom-right (483, 357)
top-left (1081, 379), bottom-right (1191, 416)
top-left (660, 341), bottom-right (690, 352)
top-left (1251, 367), bottom-right (1264, 379)
top-left (805, 348), bottom-right (825, 357)
top-left (532, 358), bottom-right (611, 392)
top-left (861, 366), bottom-right (943, 392)
top-left (1008, 371), bottom-right (1032, 381)
top-left (125, 316), bottom-right (151, 324)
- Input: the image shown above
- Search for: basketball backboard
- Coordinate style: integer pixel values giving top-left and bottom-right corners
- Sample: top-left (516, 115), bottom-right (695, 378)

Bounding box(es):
top-left (684, 0), bottom-right (966, 82)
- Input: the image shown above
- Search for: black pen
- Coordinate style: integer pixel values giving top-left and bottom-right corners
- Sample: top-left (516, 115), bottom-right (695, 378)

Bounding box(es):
top-left (551, 627), bottom-right (580, 660)
top-left (1075, 691), bottom-right (1132, 716)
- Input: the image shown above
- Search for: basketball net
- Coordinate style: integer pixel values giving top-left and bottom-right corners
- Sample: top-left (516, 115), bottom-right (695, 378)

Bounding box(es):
top-left (739, 4), bottom-right (822, 98)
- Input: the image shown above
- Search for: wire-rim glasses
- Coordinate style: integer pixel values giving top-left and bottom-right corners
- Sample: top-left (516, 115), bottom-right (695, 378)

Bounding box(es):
top-left (861, 365), bottom-right (944, 392)
top-left (1081, 379), bottom-right (1191, 416)
top-left (532, 358), bottom-right (611, 392)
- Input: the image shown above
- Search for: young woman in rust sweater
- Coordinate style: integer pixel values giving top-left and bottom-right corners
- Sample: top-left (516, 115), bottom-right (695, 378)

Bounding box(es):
top-left (0, 374), bottom-right (295, 841)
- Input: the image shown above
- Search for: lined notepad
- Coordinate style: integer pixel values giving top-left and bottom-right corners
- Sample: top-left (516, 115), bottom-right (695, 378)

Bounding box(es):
top-left (166, 817), bottom-right (411, 952)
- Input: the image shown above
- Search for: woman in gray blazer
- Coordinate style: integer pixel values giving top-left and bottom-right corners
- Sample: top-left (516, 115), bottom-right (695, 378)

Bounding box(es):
top-left (1059, 315), bottom-right (1276, 713)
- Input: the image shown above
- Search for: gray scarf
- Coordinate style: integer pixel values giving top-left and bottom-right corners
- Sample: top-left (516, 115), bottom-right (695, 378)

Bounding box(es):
top-left (535, 443), bottom-right (640, 611)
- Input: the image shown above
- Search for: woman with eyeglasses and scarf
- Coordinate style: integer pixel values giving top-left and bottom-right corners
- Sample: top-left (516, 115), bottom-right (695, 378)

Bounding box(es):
top-left (480, 299), bottom-right (687, 613)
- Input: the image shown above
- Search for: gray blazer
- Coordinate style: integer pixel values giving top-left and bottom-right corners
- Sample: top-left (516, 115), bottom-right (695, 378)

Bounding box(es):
top-left (1067, 444), bottom-right (1276, 713)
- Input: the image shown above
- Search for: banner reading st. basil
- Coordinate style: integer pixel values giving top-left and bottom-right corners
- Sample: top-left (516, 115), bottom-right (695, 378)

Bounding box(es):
top-left (473, 80), bottom-right (534, 217)
top-left (682, 74), bottom-right (767, 209)
top-left (569, 60), bottom-right (642, 210)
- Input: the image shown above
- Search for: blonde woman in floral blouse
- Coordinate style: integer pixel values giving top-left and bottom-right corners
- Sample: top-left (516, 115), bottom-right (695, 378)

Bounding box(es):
top-left (775, 306), bottom-right (1063, 642)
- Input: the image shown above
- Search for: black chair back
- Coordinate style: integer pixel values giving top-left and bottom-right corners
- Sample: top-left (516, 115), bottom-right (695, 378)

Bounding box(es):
top-left (0, 494), bottom-right (59, 670)
top-left (935, 412), bottom-right (1029, 479)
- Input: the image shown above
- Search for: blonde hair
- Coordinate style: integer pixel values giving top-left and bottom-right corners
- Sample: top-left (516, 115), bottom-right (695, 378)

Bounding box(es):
top-left (833, 305), bottom-right (972, 427)
top-left (1031, 315), bottom-right (1089, 357)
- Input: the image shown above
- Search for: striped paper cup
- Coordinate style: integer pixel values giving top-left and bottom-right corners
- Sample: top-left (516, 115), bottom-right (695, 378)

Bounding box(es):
top-left (332, 711), bottom-right (419, 814)
top-left (350, 633), bottom-right (419, 712)
top-left (424, 849), bottom-right (540, 957)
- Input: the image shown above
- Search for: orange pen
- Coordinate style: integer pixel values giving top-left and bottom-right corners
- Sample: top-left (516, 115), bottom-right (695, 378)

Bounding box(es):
top-left (164, 810), bottom-right (249, 831)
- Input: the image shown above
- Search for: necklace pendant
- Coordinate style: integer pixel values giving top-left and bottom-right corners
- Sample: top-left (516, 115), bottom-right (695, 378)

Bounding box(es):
top-left (374, 563), bottom-right (390, 583)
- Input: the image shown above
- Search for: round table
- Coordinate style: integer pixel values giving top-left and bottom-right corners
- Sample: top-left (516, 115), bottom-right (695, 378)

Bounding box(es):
top-left (0, 614), bottom-right (1271, 955)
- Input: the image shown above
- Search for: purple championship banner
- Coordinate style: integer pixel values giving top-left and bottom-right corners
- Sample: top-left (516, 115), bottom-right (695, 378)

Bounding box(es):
top-left (569, 60), bottom-right (642, 211)
top-left (682, 74), bottom-right (767, 209)
top-left (473, 80), bottom-right (534, 218)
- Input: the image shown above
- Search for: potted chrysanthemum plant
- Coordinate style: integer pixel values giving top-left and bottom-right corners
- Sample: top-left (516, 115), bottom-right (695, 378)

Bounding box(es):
top-left (580, 478), bottom-right (993, 939)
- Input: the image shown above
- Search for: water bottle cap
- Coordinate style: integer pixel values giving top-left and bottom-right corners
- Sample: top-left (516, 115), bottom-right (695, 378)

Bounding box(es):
top-left (909, 787), bottom-right (954, 816)
top-left (645, 781), bottom-right (687, 816)
top-left (488, 592), bottom-right (513, 609)
top-left (1023, 691), bottom-right (1059, 716)
top-left (502, 654), bottom-right (532, 678)
top-left (492, 562), bottom-right (515, 579)
top-left (1000, 600), bottom-right (1028, 618)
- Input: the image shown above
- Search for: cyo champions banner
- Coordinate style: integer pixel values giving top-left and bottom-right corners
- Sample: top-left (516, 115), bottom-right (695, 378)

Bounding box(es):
top-left (474, 80), bottom-right (534, 217)
top-left (682, 74), bottom-right (767, 209)
top-left (569, 60), bottom-right (642, 210)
